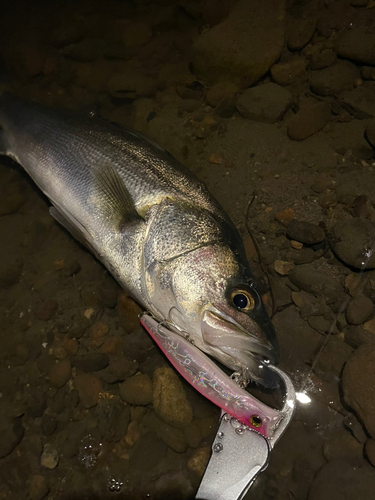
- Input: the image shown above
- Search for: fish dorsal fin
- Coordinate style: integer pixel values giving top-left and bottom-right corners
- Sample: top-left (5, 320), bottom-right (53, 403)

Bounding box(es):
top-left (93, 164), bottom-right (142, 231)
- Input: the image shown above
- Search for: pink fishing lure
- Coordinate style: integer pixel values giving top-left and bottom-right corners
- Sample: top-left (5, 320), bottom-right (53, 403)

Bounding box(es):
top-left (141, 314), bottom-right (284, 439)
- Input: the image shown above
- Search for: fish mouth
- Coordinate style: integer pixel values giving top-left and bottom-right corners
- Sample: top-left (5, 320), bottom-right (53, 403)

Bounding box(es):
top-left (200, 308), bottom-right (279, 388)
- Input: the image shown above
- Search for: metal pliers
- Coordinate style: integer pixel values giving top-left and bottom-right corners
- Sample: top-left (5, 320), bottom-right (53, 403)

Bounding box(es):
top-left (196, 366), bottom-right (295, 500)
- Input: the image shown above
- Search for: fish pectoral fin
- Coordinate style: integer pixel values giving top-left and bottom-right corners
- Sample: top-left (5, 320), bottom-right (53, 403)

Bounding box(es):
top-left (93, 164), bottom-right (143, 232)
top-left (49, 205), bottom-right (96, 254)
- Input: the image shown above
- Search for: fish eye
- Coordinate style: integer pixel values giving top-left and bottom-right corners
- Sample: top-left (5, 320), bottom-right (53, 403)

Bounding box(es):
top-left (230, 288), bottom-right (255, 312)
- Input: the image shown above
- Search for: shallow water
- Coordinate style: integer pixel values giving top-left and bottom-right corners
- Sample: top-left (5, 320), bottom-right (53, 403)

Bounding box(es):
top-left (0, 1), bottom-right (375, 499)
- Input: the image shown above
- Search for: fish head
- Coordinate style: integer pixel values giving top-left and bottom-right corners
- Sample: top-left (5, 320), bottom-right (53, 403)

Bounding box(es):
top-left (168, 244), bottom-right (279, 388)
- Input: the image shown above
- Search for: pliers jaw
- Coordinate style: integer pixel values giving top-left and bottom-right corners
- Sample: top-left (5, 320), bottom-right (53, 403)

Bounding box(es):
top-left (196, 366), bottom-right (295, 500)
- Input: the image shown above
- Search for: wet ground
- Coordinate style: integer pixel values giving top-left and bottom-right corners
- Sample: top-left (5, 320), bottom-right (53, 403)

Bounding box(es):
top-left (0, 0), bottom-right (375, 499)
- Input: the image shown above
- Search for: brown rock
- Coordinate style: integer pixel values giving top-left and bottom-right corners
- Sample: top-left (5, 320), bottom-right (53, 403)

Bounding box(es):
top-left (190, 0), bottom-right (285, 87)
top-left (153, 367), bottom-right (193, 427)
top-left (336, 10), bottom-right (375, 65)
top-left (274, 260), bottom-right (293, 276)
top-left (288, 102), bottom-right (331, 141)
top-left (286, 219), bottom-right (326, 245)
top-left (74, 374), bottom-right (102, 408)
top-left (287, 9), bottom-right (317, 51)
top-left (275, 208), bottom-right (295, 226)
top-left (308, 458), bottom-right (375, 500)
top-left (187, 446), bottom-right (211, 475)
top-left (309, 60), bottom-right (360, 96)
top-left (99, 354), bottom-right (139, 384)
top-left (117, 292), bottom-right (143, 333)
top-left (119, 374), bottom-right (153, 405)
top-left (37, 300), bottom-right (58, 321)
top-left (342, 345), bottom-right (375, 438)
top-left (310, 50), bottom-right (337, 71)
top-left (28, 474), bottom-right (50, 500)
top-left (49, 359), bottom-right (72, 388)
top-left (346, 296), bottom-right (373, 325)
top-left (271, 57), bottom-right (308, 86)
top-left (206, 82), bottom-right (238, 107)
top-left (329, 219), bottom-right (375, 270)
top-left (322, 429), bottom-right (363, 462)
top-left (90, 322), bottom-right (109, 348)
top-left (63, 337), bottom-right (78, 355)
top-left (236, 83), bottom-right (292, 123)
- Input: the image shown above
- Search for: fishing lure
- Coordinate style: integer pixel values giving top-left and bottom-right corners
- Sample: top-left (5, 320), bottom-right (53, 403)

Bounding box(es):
top-left (140, 313), bottom-right (285, 439)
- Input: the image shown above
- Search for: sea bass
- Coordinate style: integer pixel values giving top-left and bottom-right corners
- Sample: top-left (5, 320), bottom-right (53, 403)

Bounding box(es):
top-left (0, 93), bottom-right (278, 386)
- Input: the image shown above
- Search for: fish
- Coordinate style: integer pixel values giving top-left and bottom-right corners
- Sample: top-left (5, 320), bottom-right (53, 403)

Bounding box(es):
top-left (0, 92), bottom-right (278, 387)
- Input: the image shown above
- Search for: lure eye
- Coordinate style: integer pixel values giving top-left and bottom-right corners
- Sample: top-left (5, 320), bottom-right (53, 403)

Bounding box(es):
top-left (250, 415), bottom-right (262, 428)
top-left (231, 289), bottom-right (255, 312)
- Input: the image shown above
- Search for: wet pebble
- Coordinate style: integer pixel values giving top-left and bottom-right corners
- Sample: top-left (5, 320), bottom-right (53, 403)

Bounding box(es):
top-left (287, 102), bottom-right (331, 141)
top-left (98, 276), bottom-right (120, 308)
top-left (329, 219), bottom-right (375, 269)
top-left (322, 428), bottom-right (363, 462)
top-left (346, 296), bottom-right (373, 325)
top-left (286, 219), bottom-right (325, 245)
top-left (310, 50), bottom-right (337, 70)
top-left (99, 354), bottom-right (138, 383)
top-left (335, 10), bottom-right (375, 65)
top-left (153, 367), bottom-right (193, 427)
top-left (287, 10), bottom-right (316, 51)
top-left (41, 414), bottom-right (57, 436)
top-left (119, 373), bottom-right (153, 405)
top-left (74, 374), bottom-right (102, 408)
top-left (206, 82), bottom-right (238, 107)
top-left (90, 322), bottom-right (109, 348)
top-left (28, 474), bottom-right (50, 500)
top-left (236, 83), bottom-right (292, 123)
top-left (117, 292), bottom-right (144, 333)
top-left (289, 264), bottom-right (342, 299)
top-left (187, 446), bottom-right (211, 476)
top-left (0, 256), bottom-right (23, 289)
top-left (308, 458), bottom-right (375, 500)
top-left (63, 337), bottom-right (78, 355)
top-left (0, 416), bottom-right (24, 458)
top-left (143, 410), bottom-right (188, 453)
top-left (49, 359), bottom-right (72, 388)
top-left (122, 328), bottom-right (154, 362)
top-left (70, 352), bottom-right (109, 372)
top-left (41, 443), bottom-right (59, 469)
top-left (275, 208), bottom-right (296, 226)
top-left (345, 325), bottom-right (375, 348)
top-left (37, 300), bottom-right (58, 321)
top-left (273, 260), bottom-right (293, 276)
top-left (309, 60), bottom-right (360, 96)
top-left (365, 439), bottom-right (375, 468)
top-left (270, 57), bottom-right (307, 86)
top-left (307, 316), bottom-right (333, 335)
top-left (342, 345), bottom-right (375, 439)
top-left (190, 0), bottom-right (285, 86)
